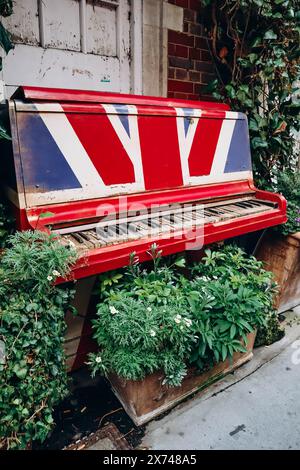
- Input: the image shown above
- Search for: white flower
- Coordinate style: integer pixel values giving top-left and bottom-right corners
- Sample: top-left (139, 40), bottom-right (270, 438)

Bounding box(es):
top-left (147, 307), bottom-right (152, 312)
top-left (149, 329), bottom-right (156, 337)
top-left (109, 306), bottom-right (119, 315)
top-left (47, 275), bottom-right (53, 282)
top-left (185, 318), bottom-right (192, 327)
top-left (95, 356), bottom-right (102, 364)
top-left (174, 314), bottom-right (182, 324)
top-left (52, 270), bottom-right (61, 277)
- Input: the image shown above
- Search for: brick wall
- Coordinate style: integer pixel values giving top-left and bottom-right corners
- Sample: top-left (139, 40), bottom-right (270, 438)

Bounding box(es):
top-left (167, 0), bottom-right (215, 100)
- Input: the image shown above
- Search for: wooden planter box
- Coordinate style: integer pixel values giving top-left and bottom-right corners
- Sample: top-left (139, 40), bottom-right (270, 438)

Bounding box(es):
top-left (256, 232), bottom-right (300, 313)
top-left (108, 332), bottom-right (256, 426)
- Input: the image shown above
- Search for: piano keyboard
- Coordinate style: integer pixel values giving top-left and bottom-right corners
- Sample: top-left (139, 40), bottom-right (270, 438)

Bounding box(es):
top-left (56, 197), bottom-right (276, 252)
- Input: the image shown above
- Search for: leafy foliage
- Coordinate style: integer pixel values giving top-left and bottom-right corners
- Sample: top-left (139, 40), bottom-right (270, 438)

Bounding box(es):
top-left (0, 231), bottom-right (76, 449)
top-left (188, 245), bottom-right (279, 368)
top-left (272, 169), bottom-right (300, 235)
top-left (89, 244), bottom-right (277, 386)
top-left (201, 0), bottom-right (300, 187)
top-left (0, 201), bottom-right (14, 248)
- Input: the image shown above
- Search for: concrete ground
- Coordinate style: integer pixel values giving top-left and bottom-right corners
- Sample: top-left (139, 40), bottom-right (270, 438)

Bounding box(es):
top-left (142, 309), bottom-right (300, 450)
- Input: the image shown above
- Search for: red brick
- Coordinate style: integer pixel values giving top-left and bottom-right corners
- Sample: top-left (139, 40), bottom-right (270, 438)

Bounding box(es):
top-left (194, 60), bottom-right (214, 73)
top-left (193, 83), bottom-right (203, 94)
top-left (189, 70), bottom-right (201, 82)
top-left (168, 0), bottom-right (176, 4)
top-left (189, 48), bottom-right (201, 60)
top-left (168, 30), bottom-right (194, 47)
top-left (201, 50), bottom-right (211, 62)
top-left (169, 56), bottom-right (193, 69)
top-left (184, 8), bottom-right (196, 22)
top-left (175, 0), bottom-right (189, 7)
top-left (187, 94), bottom-right (199, 100)
top-left (183, 22), bottom-right (189, 33)
top-left (168, 68), bottom-right (175, 79)
top-left (168, 80), bottom-right (194, 93)
top-left (175, 68), bottom-right (188, 80)
top-left (189, 0), bottom-right (201, 10)
top-left (195, 37), bottom-right (209, 49)
top-left (175, 44), bottom-right (189, 58)
top-left (201, 72), bottom-right (215, 84)
top-left (168, 43), bottom-right (176, 55)
top-left (189, 23), bottom-right (203, 36)
top-left (173, 92), bottom-right (189, 99)
top-left (168, 91), bottom-right (175, 98)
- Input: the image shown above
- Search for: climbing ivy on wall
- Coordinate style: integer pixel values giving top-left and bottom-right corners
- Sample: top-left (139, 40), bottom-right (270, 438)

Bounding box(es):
top-left (201, 0), bottom-right (300, 186)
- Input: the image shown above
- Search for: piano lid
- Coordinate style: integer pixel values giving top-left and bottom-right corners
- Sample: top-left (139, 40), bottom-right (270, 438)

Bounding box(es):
top-left (8, 86), bottom-right (252, 209)
top-left (12, 86), bottom-right (230, 111)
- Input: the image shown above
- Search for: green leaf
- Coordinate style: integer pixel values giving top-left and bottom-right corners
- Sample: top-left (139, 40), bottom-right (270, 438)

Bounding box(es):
top-left (0, 22), bottom-right (14, 54)
top-left (251, 137), bottom-right (268, 149)
top-left (221, 344), bottom-right (227, 362)
top-left (230, 324), bottom-right (237, 339)
top-left (264, 30), bottom-right (278, 40)
top-left (39, 211), bottom-right (55, 219)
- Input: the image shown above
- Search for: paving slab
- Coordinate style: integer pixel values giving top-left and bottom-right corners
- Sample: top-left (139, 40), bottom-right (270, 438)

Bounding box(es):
top-left (142, 310), bottom-right (300, 450)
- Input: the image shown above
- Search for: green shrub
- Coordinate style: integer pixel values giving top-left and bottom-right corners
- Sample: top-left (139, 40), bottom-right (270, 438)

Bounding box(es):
top-left (273, 170), bottom-right (300, 236)
top-left (89, 244), bottom-right (278, 386)
top-left (188, 245), bottom-right (279, 368)
top-left (0, 231), bottom-right (76, 449)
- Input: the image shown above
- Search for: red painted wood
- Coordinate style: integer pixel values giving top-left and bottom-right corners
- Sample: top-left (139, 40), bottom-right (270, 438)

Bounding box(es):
top-left (137, 110), bottom-right (183, 190)
top-left (64, 109), bottom-right (135, 185)
top-left (54, 204), bottom-right (287, 284)
top-left (24, 181), bottom-right (255, 229)
top-left (14, 86), bottom-right (230, 111)
top-left (188, 117), bottom-right (224, 176)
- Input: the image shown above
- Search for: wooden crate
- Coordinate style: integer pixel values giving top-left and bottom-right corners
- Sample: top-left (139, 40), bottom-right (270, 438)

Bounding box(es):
top-left (256, 232), bottom-right (300, 313)
top-left (108, 332), bottom-right (256, 426)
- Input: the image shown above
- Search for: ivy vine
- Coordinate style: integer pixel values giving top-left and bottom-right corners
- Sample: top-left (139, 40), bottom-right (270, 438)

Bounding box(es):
top-left (0, 231), bottom-right (77, 449)
top-left (201, 0), bottom-right (300, 186)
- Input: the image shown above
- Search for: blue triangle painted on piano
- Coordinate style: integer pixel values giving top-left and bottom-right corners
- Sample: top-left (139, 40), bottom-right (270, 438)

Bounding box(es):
top-left (181, 108), bottom-right (194, 136)
top-left (224, 119), bottom-right (252, 173)
top-left (112, 104), bottom-right (130, 137)
top-left (18, 113), bottom-right (82, 192)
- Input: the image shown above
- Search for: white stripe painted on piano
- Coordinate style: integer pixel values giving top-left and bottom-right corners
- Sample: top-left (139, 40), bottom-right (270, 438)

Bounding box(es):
top-left (210, 112), bottom-right (237, 176)
top-left (175, 107), bottom-right (202, 186)
top-left (102, 104), bottom-right (145, 191)
top-left (26, 103), bottom-right (145, 206)
top-left (35, 103), bottom-right (106, 190)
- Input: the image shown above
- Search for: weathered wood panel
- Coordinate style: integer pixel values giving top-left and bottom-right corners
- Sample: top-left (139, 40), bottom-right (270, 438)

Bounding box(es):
top-left (256, 232), bottom-right (300, 313)
top-left (109, 332), bottom-right (256, 425)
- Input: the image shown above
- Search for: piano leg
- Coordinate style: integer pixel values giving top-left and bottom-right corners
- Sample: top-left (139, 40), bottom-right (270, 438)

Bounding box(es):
top-left (64, 276), bottom-right (97, 372)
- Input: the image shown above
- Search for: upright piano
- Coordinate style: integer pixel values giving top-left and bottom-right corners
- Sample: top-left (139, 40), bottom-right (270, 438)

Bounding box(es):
top-left (1, 86), bottom-right (287, 281)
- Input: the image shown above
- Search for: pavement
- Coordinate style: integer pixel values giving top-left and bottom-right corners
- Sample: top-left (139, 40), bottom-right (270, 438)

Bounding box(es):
top-left (142, 308), bottom-right (300, 450)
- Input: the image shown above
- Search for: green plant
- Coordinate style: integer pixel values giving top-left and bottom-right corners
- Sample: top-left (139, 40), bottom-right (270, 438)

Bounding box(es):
top-left (273, 169), bottom-right (300, 235)
top-left (89, 245), bottom-right (194, 387)
top-left (0, 201), bottom-right (14, 248)
top-left (89, 244), bottom-right (278, 386)
top-left (0, 231), bottom-right (76, 449)
top-left (201, 0), bottom-right (300, 186)
top-left (187, 245), bottom-right (279, 368)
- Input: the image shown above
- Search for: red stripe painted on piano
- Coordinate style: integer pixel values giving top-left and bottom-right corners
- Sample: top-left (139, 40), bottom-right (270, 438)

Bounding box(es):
top-left (188, 117), bottom-right (223, 177)
top-left (137, 107), bottom-right (183, 190)
top-left (63, 105), bottom-right (136, 186)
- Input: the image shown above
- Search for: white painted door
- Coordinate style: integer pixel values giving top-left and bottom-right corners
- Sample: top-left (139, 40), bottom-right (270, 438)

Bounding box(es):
top-left (0, 0), bottom-right (142, 98)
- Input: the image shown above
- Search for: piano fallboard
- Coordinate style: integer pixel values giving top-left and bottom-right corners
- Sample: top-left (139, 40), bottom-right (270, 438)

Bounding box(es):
top-left (1, 86), bottom-right (287, 281)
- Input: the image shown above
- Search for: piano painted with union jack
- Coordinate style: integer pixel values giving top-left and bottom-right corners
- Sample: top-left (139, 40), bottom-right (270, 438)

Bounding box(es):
top-left (1, 86), bottom-right (287, 282)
